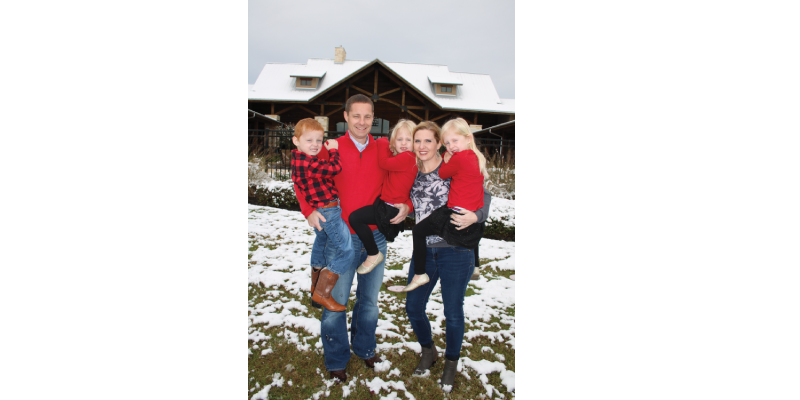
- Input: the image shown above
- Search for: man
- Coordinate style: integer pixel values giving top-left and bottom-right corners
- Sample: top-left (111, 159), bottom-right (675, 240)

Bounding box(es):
top-left (294, 94), bottom-right (411, 383)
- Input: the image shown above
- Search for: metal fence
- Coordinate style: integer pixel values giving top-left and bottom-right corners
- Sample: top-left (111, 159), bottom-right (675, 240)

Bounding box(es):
top-left (473, 137), bottom-right (515, 166)
top-left (249, 129), bottom-right (513, 181)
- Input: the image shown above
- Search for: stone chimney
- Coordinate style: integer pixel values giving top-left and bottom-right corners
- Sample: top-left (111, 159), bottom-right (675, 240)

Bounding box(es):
top-left (334, 46), bottom-right (346, 64)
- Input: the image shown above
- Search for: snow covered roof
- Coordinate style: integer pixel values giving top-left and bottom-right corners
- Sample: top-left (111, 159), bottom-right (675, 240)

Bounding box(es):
top-left (249, 59), bottom-right (370, 102)
top-left (289, 70), bottom-right (326, 78)
top-left (427, 75), bottom-right (463, 85)
top-left (249, 58), bottom-right (514, 114)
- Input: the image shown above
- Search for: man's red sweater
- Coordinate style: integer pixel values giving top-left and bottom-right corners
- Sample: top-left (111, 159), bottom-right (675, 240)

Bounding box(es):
top-left (438, 149), bottom-right (485, 211)
top-left (376, 138), bottom-right (418, 204)
top-left (295, 132), bottom-right (414, 234)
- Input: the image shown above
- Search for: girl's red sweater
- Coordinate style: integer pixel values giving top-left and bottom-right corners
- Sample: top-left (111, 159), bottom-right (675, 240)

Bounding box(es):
top-left (438, 149), bottom-right (485, 211)
top-left (376, 138), bottom-right (418, 204)
top-left (294, 133), bottom-right (414, 234)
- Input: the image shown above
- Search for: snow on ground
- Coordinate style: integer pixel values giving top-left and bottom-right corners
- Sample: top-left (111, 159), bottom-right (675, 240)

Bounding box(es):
top-left (488, 197), bottom-right (515, 226)
top-left (249, 202), bottom-right (515, 398)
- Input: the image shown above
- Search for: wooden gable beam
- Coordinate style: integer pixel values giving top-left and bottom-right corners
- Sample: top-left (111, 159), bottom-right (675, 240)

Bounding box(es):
top-left (275, 105), bottom-right (296, 115)
top-left (298, 105), bottom-right (317, 116)
top-left (325, 106), bottom-right (344, 117)
top-left (376, 98), bottom-right (424, 122)
top-left (406, 109), bottom-right (423, 122)
top-left (351, 66), bottom-right (378, 83)
top-left (378, 98), bottom-right (401, 107)
top-left (376, 64), bottom-right (438, 108)
top-left (430, 112), bottom-right (450, 122)
top-left (307, 60), bottom-right (379, 103)
top-left (379, 87), bottom-right (402, 97)
top-left (350, 84), bottom-right (372, 97)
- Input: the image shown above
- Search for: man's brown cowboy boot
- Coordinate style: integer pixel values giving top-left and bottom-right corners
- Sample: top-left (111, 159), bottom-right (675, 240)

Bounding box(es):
top-left (310, 268), bottom-right (322, 308)
top-left (329, 369), bottom-right (346, 383)
top-left (364, 354), bottom-right (382, 369)
top-left (311, 269), bottom-right (346, 312)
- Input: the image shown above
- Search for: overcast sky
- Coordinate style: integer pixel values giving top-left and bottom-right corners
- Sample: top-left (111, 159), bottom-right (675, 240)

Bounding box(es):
top-left (248, 0), bottom-right (515, 99)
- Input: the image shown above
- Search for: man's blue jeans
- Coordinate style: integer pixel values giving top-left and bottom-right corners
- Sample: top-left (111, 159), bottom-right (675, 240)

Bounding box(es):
top-left (309, 205), bottom-right (354, 276)
top-left (405, 246), bottom-right (475, 360)
top-left (319, 229), bottom-right (387, 372)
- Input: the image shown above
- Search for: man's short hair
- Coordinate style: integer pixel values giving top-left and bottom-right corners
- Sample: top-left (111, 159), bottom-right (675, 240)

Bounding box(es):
top-left (294, 118), bottom-right (325, 139)
top-left (345, 94), bottom-right (374, 114)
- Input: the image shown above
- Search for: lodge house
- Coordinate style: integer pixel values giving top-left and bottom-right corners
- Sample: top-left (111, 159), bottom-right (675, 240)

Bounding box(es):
top-left (248, 47), bottom-right (515, 142)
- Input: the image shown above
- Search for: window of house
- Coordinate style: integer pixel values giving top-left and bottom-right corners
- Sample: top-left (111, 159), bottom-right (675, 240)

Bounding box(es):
top-left (441, 85), bottom-right (452, 93)
top-left (300, 78), bottom-right (311, 86)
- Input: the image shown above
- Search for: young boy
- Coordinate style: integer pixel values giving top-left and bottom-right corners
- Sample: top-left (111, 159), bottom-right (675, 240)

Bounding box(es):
top-left (291, 118), bottom-right (353, 312)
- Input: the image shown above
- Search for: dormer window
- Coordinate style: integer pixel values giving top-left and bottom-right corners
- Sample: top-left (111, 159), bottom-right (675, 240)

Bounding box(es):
top-left (290, 70), bottom-right (326, 90)
top-left (428, 75), bottom-right (462, 97)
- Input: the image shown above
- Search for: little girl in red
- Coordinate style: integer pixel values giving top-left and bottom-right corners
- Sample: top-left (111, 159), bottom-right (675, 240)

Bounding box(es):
top-left (349, 120), bottom-right (419, 274)
top-left (403, 117), bottom-right (489, 292)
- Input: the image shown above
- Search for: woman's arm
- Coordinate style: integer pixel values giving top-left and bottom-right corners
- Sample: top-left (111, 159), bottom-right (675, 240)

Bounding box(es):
top-left (450, 187), bottom-right (492, 229)
top-left (474, 187), bottom-right (492, 223)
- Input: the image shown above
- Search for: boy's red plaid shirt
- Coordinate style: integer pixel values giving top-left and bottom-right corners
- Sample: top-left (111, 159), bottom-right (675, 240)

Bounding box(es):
top-left (291, 149), bottom-right (342, 208)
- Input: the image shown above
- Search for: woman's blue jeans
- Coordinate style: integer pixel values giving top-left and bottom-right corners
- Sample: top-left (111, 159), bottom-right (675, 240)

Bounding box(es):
top-left (318, 229), bottom-right (387, 371)
top-left (405, 246), bottom-right (475, 360)
top-left (309, 205), bottom-right (354, 276)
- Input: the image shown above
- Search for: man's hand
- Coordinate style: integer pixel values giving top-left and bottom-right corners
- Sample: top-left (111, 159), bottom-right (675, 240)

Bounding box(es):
top-left (390, 203), bottom-right (410, 224)
top-left (324, 139), bottom-right (338, 150)
top-left (443, 151), bottom-right (452, 163)
top-left (307, 209), bottom-right (327, 231)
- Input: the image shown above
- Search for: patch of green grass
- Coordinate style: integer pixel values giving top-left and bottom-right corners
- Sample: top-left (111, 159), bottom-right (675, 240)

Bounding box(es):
top-left (385, 260), bottom-right (407, 271)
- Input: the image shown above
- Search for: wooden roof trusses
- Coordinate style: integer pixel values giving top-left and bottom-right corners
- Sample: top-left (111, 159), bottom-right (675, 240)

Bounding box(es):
top-left (261, 63), bottom-right (454, 123)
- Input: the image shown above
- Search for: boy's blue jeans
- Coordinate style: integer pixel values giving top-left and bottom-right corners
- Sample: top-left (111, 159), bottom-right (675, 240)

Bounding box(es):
top-left (309, 205), bottom-right (354, 276)
top-left (318, 229), bottom-right (387, 372)
top-left (405, 246), bottom-right (475, 360)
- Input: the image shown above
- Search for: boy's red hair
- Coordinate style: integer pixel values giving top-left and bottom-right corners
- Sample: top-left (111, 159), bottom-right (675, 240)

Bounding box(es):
top-left (294, 118), bottom-right (325, 138)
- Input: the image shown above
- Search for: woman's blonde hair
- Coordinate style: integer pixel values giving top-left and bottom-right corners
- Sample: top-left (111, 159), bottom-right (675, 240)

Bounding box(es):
top-left (441, 118), bottom-right (489, 181)
top-left (388, 119), bottom-right (417, 155)
top-left (412, 121), bottom-right (442, 171)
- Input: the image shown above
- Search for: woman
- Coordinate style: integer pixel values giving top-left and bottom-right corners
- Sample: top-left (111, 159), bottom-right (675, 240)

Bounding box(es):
top-left (404, 120), bottom-right (492, 391)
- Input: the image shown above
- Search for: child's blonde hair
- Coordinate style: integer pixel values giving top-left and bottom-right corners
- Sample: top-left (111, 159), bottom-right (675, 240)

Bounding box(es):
top-left (388, 119), bottom-right (417, 155)
top-left (294, 118), bottom-right (325, 139)
top-left (441, 118), bottom-right (489, 181)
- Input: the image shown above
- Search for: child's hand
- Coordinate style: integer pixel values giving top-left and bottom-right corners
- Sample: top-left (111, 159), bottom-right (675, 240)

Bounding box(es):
top-left (324, 139), bottom-right (338, 150)
top-left (443, 151), bottom-right (452, 163)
